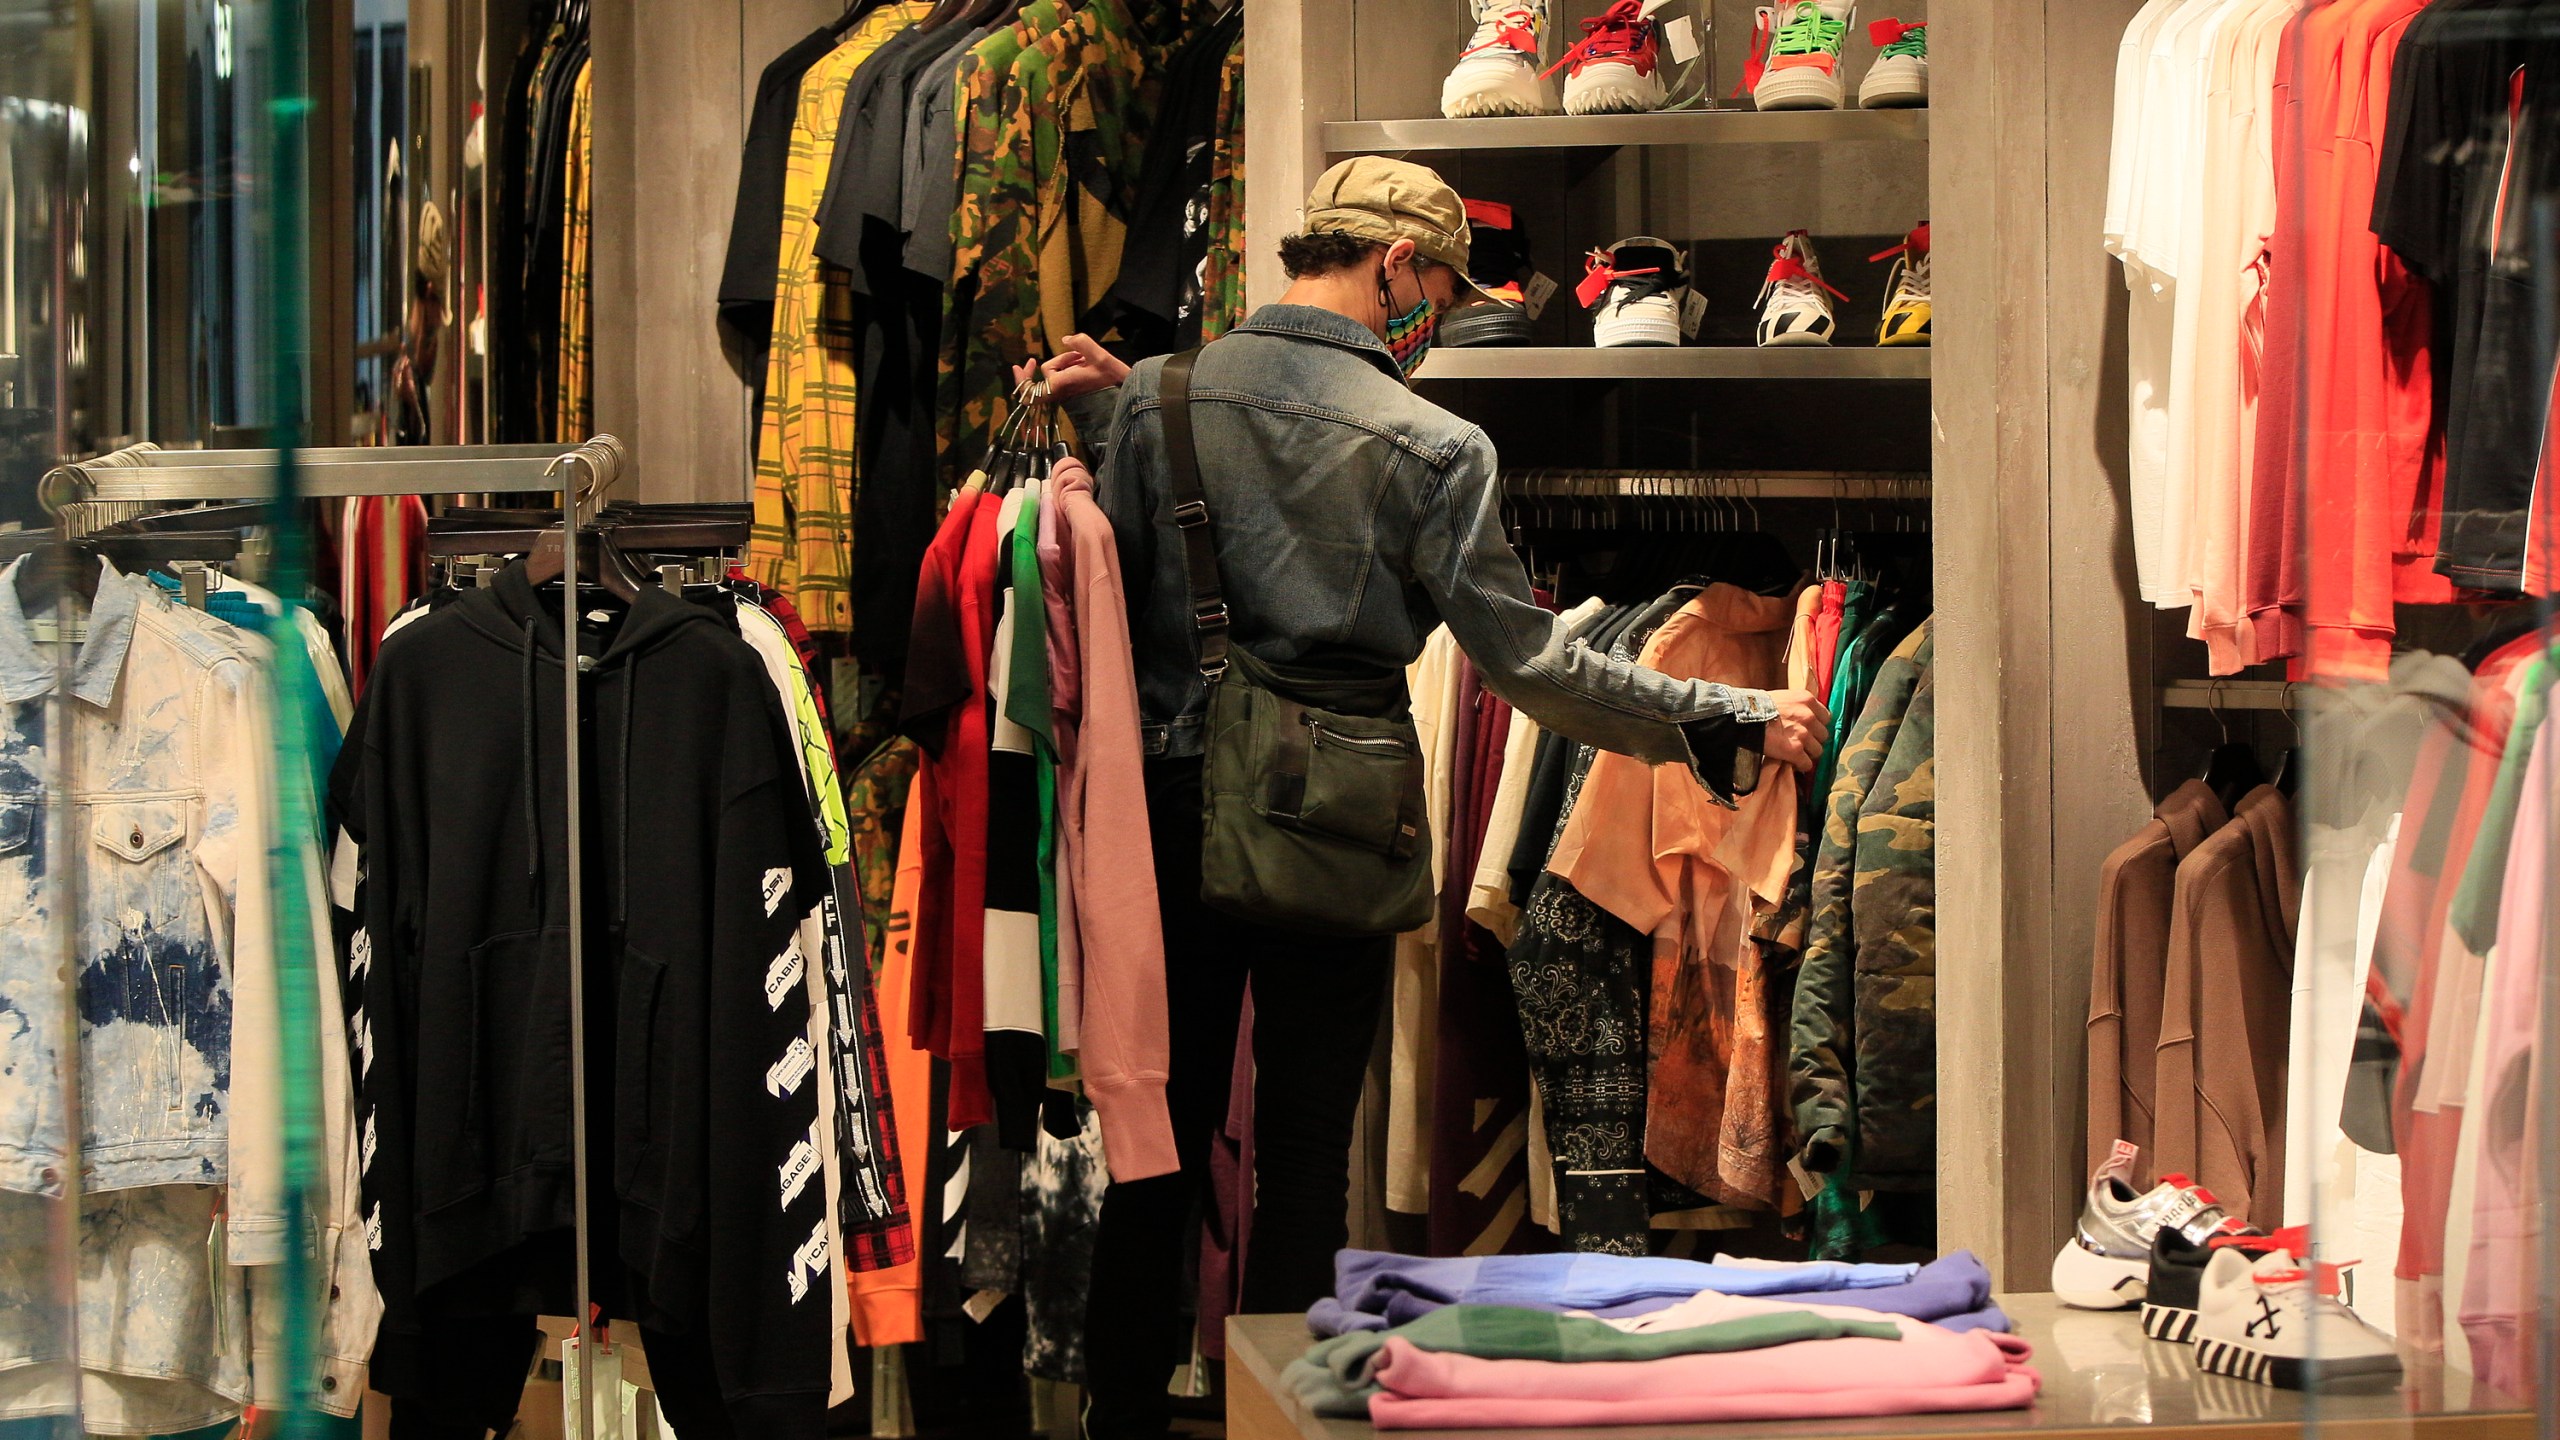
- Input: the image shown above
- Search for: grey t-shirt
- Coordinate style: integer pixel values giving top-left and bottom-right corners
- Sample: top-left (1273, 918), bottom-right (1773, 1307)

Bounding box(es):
top-left (901, 26), bottom-right (994, 281)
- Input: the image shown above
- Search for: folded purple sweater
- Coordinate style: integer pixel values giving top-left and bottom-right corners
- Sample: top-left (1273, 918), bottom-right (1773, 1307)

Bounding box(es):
top-left (1308, 1250), bottom-right (1921, 1337)
top-left (1584, 1251), bottom-right (2006, 1331)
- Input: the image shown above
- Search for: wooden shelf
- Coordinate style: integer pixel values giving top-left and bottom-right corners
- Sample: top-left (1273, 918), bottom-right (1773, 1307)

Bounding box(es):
top-left (1325, 108), bottom-right (1929, 153)
top-left (1415, 345), bottom-right (1930, 381)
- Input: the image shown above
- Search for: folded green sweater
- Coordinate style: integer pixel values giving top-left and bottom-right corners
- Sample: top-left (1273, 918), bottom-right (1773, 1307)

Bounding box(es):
top-left (1280, 1304), bottom-right (1904, 1417)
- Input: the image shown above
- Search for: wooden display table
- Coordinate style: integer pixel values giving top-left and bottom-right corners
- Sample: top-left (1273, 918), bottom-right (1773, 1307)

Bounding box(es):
top-left (1226, 1294), bottom-right (2531, 1440)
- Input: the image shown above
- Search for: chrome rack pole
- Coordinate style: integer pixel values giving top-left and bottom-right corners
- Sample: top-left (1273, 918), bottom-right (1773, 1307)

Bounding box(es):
top-left (547, 438), bottom-right (618, 1440)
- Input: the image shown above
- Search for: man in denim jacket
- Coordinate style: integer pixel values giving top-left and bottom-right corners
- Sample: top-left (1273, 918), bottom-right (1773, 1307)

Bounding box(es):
top-left (1035, 157), bottom-right (1828, 1440)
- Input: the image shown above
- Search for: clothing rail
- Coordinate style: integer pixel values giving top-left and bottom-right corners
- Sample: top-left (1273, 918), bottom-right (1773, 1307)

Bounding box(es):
top-left (2159, 678), bottom-right (2302, 711)
top-left (40, 438), bottom-right (627, 509)
top-left (1503, 469), bottom-right (1932, 500)
top-left (33, 438), bottom-right (628, 1427)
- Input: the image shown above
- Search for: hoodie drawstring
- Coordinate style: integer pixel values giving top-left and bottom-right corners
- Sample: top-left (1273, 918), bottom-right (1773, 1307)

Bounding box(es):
top-left (616, 652), bottom-right (635, 931)
top-left (523, 616), bottom-right (541, 904)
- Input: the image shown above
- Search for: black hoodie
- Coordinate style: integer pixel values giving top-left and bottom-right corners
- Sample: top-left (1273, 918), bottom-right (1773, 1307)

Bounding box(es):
top-left (336, 562), bottom-right (833, 1428)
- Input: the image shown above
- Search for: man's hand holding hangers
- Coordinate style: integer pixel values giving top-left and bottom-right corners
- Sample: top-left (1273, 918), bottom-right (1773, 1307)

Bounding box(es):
top-left (1757, 689), bottom-right (1831, 773)
top-left (1011, 332), bottom-right (1131, 402)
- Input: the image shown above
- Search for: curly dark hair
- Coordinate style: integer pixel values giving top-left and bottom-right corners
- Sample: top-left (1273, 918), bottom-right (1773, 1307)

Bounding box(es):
top-left (1277, 230), bottom-right (1386, 279)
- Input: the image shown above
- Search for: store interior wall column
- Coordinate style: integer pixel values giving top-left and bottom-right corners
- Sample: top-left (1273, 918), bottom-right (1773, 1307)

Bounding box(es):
top-left (1931, 0), bottom-right (2160, 1286)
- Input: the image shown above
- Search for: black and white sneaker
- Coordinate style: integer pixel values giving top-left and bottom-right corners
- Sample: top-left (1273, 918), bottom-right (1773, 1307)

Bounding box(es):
top-left (2142, 1221), bottom-right (2272, 1342)
top-left (2192, 1243), bottom-right (2402, 1391)
top-left (1578, 236), bottom-right (1687, 348)
top-left (1753, 231), bottom-right (1848, 347)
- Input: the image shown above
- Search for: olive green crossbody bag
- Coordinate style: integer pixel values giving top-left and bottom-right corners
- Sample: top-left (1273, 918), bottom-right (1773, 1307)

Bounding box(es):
top-left (1158, 349), bottom-right (1436, 937)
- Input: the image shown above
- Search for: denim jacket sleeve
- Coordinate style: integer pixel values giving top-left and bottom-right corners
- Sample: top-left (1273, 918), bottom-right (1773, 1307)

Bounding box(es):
top-left (1411, 429), bottom-right (1780, 803)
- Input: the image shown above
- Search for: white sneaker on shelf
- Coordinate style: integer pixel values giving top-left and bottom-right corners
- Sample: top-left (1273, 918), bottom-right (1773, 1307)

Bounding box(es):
top-left (2192, 1244), bottom-right (2404, 1391)
top-left (1579, 237), bottom-right (1686, 348)
top-left (1748, 0), bottom-right (1856, 111)
top-left (1859, 16), bottom-right (1929, 108)
top-left (1552, 0), bottom-right (1667, 116)
top-left (1441, 0), bottom-right (1559, 118)
top-left (1754, 231), bottom-right (1849, 347)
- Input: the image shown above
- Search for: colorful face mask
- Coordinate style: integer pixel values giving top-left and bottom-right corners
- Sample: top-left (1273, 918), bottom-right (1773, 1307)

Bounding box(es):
top-left (1381, 265), bottom-right (1439, 380)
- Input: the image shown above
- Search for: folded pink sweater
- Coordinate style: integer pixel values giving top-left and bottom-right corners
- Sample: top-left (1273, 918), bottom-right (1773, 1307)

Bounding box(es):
top-left (1365, 1295), bottom-right (2040, 1429)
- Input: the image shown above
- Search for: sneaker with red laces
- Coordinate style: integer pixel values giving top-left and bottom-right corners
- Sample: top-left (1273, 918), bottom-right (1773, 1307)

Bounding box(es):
top-left (1578, 236), bottom-right (1686, 348)
top-left (1859, 17), bottom-right (1929, 108)
top-left (1441, 198), bottom-right (1539, 347)
top-left (1442, 0), bottom-right (1559, 118)
top-left (1545, 0), bottom-right (1667, 117)
top-left (1746, 0), bottom-right (1856, 111)
top-left (1871, 221), bottom-right (1930, 346)
top-left (1754, 231), bottom-right (1849, 347)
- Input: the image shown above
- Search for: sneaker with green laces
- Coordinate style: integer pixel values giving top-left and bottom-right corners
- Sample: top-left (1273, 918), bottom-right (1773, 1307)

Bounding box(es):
top-left (1747, 0), bottom-right (1855, 112)
top-left (1859, 17), bottom-right (1929, 108)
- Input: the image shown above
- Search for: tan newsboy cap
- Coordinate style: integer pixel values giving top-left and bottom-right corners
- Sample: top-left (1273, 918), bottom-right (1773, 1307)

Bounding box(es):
top-left (1303, 156), bottom-right (1476, 273)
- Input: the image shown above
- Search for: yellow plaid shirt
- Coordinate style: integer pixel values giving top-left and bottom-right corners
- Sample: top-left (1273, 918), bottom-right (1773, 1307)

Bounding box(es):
top-left (748, 3), bottom-right (931, 636)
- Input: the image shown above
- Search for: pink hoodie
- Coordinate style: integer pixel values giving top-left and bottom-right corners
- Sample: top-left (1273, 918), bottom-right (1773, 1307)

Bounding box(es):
top-left (1047, 458), bottom-right (1177, 1181)
top-left (1365, 1291), bottom-right (2040, 1429)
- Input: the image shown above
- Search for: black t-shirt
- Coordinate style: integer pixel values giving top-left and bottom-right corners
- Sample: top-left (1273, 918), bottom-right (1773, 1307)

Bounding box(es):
top-left (2370, 0), bottom-right (2560, 591)
top-left (810, 20), bottom-right (934, 282)
top-left (1086, 9), bottom-right (1242, 357)
top-left (718, 25), bottom-right (848, 352)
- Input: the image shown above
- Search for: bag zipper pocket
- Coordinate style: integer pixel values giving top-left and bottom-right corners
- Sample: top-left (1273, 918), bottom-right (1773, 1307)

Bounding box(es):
top-left (1304, 716), bottom-right (1409, 755)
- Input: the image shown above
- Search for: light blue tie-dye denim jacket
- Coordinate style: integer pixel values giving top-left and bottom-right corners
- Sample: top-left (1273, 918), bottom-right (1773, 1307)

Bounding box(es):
top-left (0, 559), bottom-right (283, 1251)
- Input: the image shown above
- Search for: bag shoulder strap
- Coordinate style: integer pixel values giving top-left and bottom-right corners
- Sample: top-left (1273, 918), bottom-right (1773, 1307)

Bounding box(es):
top-left (1158, 348), bottom-right (1231, 679)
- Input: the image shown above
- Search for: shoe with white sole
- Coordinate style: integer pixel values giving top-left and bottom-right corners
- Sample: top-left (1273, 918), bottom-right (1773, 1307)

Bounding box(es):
top-left (2051, 1149), bottom-right (2232, 1310)
top-left (2193, 1242), bottom-right (2403, 1391)
top-left (1442, 0), bottom-right (1559, 118)
top-left (1871, 221), bottom-right (1931, 346)
top-left (1754, 231), bottom-right (1849, 347)
top-left (1442, 198), bottom-right (1538, 347)
top-left (1748, 0), bottom-right (1855, 111)
top-left (1578, 237), bottom-right (1686, 348)
top-left (1549, 0), bottom-right (1667, 116)
top-left (1859, 17), bottom-right (1929, 107)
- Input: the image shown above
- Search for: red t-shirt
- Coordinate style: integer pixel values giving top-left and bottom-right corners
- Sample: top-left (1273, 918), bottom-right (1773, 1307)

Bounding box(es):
top-left (2303, 0), bottom-right (2455, 682)
top-left (897, 487), bottom-right (1003, 1126)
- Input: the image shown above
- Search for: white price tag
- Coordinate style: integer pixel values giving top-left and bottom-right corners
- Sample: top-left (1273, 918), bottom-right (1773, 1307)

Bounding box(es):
top-left (1523, 271), bottom-right (1559, 320)
top-left (1787, 1156), bottom-right (1824, 1202)
top-left (1664, 13), bottom-right (1702, 64)
top-left (1678, 287), bottom-right (1709, 339)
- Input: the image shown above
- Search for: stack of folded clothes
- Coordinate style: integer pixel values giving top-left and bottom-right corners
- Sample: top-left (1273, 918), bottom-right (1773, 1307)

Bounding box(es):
top-left (1288, 1251), bottom-right (2038, 1428)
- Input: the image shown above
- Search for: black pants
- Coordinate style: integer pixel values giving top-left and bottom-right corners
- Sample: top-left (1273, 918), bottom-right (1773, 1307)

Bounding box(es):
top-left (1080, 758), bottom-right (1394, 1440)
top-left (378, 1315), bottom-right (814, 1439)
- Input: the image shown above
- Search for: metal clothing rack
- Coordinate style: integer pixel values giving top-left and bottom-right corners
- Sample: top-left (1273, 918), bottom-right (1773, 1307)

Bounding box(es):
top-left (1502, 469), bottom-right (1933, 501)
top-left (38, 436), bottom-right (629, 1439)
top-left (2158, 678), bottom-right (2305, 711)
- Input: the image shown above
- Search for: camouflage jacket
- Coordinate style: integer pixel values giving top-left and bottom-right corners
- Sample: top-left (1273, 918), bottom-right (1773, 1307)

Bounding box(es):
top-left (1788, 619), bottom-right (1931, 1182)
top-left (1844, 636), bottom-right (1936, 1190)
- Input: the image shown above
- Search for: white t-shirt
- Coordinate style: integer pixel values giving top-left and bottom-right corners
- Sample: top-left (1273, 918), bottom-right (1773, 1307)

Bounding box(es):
top-left (2113, 0), bottom-right (2200, 605)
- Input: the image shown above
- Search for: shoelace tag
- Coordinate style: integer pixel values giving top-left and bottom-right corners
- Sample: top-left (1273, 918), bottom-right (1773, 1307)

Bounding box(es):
top-left (1869, 16), bottom-right (1924, 48)
top-left (1578, 251), bottom-right (1663, 309)
top-left (1679, 287), bottom-right (1708, 338)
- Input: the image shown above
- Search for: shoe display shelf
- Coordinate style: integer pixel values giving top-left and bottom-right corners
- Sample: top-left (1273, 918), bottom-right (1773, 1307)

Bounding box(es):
top-left (1414, 343), bottom-right (1929, 381)
top-left (1326, 107), bottom-right (1927, 153)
